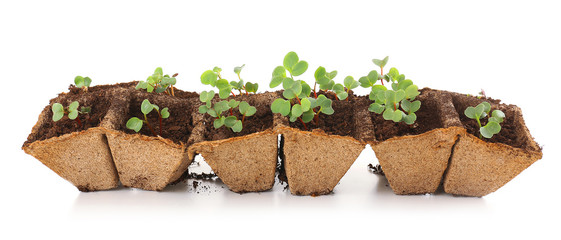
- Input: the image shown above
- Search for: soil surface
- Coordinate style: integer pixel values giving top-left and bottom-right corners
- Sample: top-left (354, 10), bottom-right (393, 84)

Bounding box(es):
top-left (451, 94), bottom-right (526, 149)
top-left (371, 88), bottom-right (443, 141)
top-left (289, 91), bottom-right (355, 137)
top-left (203, 94), bottom-right (274, 141)
top-left (123, 96), bottom-right (194, 144)
top-left (24, 91), bottom-right (111, 145)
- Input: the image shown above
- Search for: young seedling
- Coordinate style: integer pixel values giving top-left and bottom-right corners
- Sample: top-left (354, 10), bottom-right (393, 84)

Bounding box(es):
top-left (361, 57), bottom-right (421, 125)
top-left (52, 101), bottom-right (91, 128)
top-left (136, 67), bottom-right (178, 96)
top-left (74, 76), bottom-right (92, 92)
top-left (126, 99), bottom-right (170, 136)
top-left (270, 51), bottom-right (342, 130)
top-left (199, 66), bottom-right (258, 133)
top-left (464, 101), bottom-right (505, 139)
top-left (201, 65), bottom-right (259, 98)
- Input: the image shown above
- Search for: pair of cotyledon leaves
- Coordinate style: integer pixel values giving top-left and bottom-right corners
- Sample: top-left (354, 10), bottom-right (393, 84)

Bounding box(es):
top-left (52, 101), bottom-right (91, 122)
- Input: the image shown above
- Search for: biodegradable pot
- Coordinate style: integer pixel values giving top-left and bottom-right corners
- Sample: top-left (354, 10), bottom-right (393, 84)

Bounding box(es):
top-left (104, 90), bottom-right (201, 191)
top-left (188, 92), bottom-right (280, 193)
top-left (277, 93), bottom-right (367, 196)
top-left (22, 86), bottom-right (125, 191)
top-left (368, 89), bottom-right (464, 195)
top-left (443, 93), bottom-right (542, 197)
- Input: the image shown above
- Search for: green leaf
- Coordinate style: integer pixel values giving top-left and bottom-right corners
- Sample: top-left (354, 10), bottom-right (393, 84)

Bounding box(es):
top-left (369, 103), bottom-right (384, 114)
top-left (372, 56), bottom-right (389, 68)
top-left (490, 110), bottom-right (505, 123)
top-left (308, 97), bottom-right (318, 109)
top-left (385, 90), bottom-right (396, 104)
top-left (283, 52), bottom-right (299, 72)
top-left (219, 87), bottom-right (231, 99)
top-left (234, 64), bottom-right (245, 75)
top-left (314, 67), bottom-right (327, 82)
top-left (141, 99), bottom-right (154, 115)
top-left (299, 81), bottom-right (311, 99)
top-left (214, 117), bottom-right (225, 129)
top-left (336, 91), bottom-right (348, 100)
top-left (74, 76), bottom-right (84, 87)
top-left (282, 77), bottom-right (295, 89)
top-left (199, 105), bottom-right (209, 114)
top-left (216, 79), bottom-right (230, 90)
top-left (401, 99), bottom-right (411, 112)
top-left (229, 99), bottom-right (240, 108)
top-left (302, 110), bottom-right (314, 123)
top-left (207, 109), bottom-right (217, 118)
top-left (135, 81), bottom-right (148, 90)
top-left (367, 70), bottom-right (379, 84)
top-left (271, 99), bottom-right (291, 116)
top-left (344, 76), bottom-right (359, 90)
top-left (224, 116), bottom-right (238, 127)
top-left (410, 100), bottom-right (421, 113)
top-left (68, 109), bottom-right (78, 120)
top-left (300, 98), bottom-right (311, 112)
top-left (232, 120), bottom-right (243, 132)
top-left (213, 67), bottom-right (222, 73)
top-left (146, 84), bottom-right (154, 93)
top-left (403, 113), bottom-right (417, 125)
top-left (161, 108), bottom-right (170, 119)
top-left (201, 70), bottom-right (218, 86)
top-left (214, 101), bottom-right (230, 114)
top-left (245, 82), bottom-right (258, 93)
top-left (479, 102), bottom-right (491, 114)
top-left (464, 106), bottom-right (478, 119)
top-left (291, 104), bottom-right (303, 117)
top-left (245, 106), bottom-right (257, 117)
top-left (405, 85), bottom-right (420, 99)
top-left (322, 106), bottom-right (334, 115)
top-left (395, 89), bottom-right (405, 102)
top-left (155, 86), bottom-right (167, 93)
top-left (52, 103), bottom-right (65, 120)
top-left (481, 121), bottom-right (501, 138)
top-left (388, 67), bottom-right (399, 80)
top-left (289, 116), bottom-right (298, 122)
top-left (161, 77), bottom-right (176, 86)
top-left (152, 104), bottom-right (159, 111)
top-left (328, 71), bottom-right (337, 80)
top-left (289, 81), bottom-right (302, 96)
top-left (383, 108), bottom-right (394, 120)
top-left (333, 83), bottom-right (345, 93)
top-left (319, 80), bottom-right (335, 91)
top-left (320, 98), bottom-right (332, 109)
top-left (68, 101), bottom-right (79, 111)
top-left (392, 109), bottom-right (403, 122)
top-left (126, 117), bottom-right (143, 132)
top-left (359, 76), bottom-right (371, 88)
top-left (474, 104), bottom-right (485, 118)
top-left (292, 61), bottom-right (308, 76)
top-left (154, 67), bottom-right (163, 77)
top-left (83, 77), bottom-right (92, 87)
top-left (270, 66), bottom-right (287, 88)
top-left (199, 90), bottom-right (215, 103)
top-left (239, 101), bottom-right (250, 114)
top-left (397, 79), bottom-right (413, 90)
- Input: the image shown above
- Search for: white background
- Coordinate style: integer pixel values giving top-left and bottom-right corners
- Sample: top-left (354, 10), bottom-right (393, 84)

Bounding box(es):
top-left (1, 0), bottom-right (559, 239)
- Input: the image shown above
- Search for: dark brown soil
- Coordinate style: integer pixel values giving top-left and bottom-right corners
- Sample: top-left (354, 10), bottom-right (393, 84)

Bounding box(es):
top-left (289, 91), bottom-right (355, 137)
top-left (203, 94), bottom-right (274, 141)
top-left (24, 91), bottom-right (111, 145)
top-left (122, 96), bottom-right (194, 144)
top-left (451, 94), bottom-right (525, 149)
top-left (370, 88), bottom-right (443, 141)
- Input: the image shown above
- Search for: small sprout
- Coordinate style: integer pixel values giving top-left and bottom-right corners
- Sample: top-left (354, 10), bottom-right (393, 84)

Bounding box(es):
top-left (126, 99), bottom-right (170, 136)
top-left (362, 57), bottom-right (420, 125)
top-left (270, 52), bottom-right (340, 130)
top-left (199, 65), bottom-right (258, 133)
top-left (464, 101), bottom-right (505, 139)
top-left (51, 101), bottom-right (90, 128)
top-left (136, 67), bottom-right (177, 96)
top-left (74, 76), bottom-right (92, 91)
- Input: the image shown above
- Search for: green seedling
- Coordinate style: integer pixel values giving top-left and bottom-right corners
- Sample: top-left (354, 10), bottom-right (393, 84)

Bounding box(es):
top-left (199, 65), bottom-right (258, 132)
top-left (270, 51), bottom-right (347, 130)
top-left (136, 67), bottom-right (178, 96)
top-left (201, 65), bottom-right (259, 98)
top-left (361, 56), bottom-right (421, 125)
top-left (52, 101), bottom-right (91, 128)
top-left (126, 99), bottom-right (170, 136)
top-left (74, 76), bottom-right (92, 91)
top-left (464, 101), bottom-right (505, 139)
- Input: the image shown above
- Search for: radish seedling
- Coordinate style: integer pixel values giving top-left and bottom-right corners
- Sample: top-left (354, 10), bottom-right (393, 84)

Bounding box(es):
top-left (52, 101), bottom-right (91, 128)
top-left (270, 51), bottom-right (341, 130)
top-left (361, 57), bottom-right (421, 125)
top-left (136, 67), bottom-right (178, 96)
top-left (464, 101), bottom-right (505, 139)
top-left (126, 99), bottom-right (170, 136)
top-left (74, 76), bottom-right (92, 91)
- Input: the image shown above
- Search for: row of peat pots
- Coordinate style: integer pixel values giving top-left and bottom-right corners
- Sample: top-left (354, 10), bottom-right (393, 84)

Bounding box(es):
top-left (22, 82), bottom-right (542, 197)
